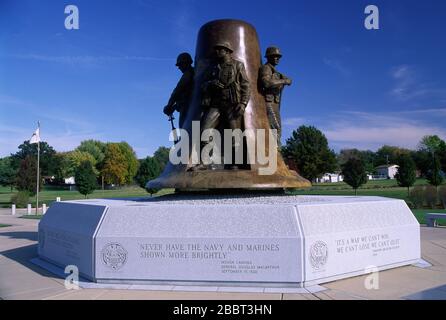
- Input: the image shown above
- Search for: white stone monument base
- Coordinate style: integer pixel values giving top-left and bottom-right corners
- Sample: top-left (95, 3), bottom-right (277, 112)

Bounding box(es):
top-left (38, 195), bottom-right (421, 287)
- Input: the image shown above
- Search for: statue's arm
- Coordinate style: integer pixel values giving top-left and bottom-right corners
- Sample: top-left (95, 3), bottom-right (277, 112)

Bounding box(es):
top-left (167, 72), bottom-right (191, 108)
top-left (260, 65), bottom-right (287, 89)
top-left (238, 62), bottom-right (250, 105)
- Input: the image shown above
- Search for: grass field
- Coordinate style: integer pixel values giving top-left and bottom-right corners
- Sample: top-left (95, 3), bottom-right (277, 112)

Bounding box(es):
top-left (0, 224), bottom-right (11, 228)
top-left (2, 179), bottom-right (445, 226)
top-left (0, 186), bottom-right (173, 208)
top-left (291, 178), bottom-right (444, 201)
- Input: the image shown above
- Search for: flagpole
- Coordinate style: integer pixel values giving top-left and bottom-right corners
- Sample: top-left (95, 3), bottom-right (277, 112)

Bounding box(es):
top-left (36, 121), bottom-right (40, 215)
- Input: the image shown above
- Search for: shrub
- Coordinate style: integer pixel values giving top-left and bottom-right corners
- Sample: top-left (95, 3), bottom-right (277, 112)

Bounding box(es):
top-left (439, 186), bottom-right (446, 209)
top-left (409, 186), bottom-right (424, 209)
top-left (10, 191), bottom-right (30, 208)
top-left (425, 185), bottom-right (438, 209)
top-left (75, 160), bottom-right (97, 198)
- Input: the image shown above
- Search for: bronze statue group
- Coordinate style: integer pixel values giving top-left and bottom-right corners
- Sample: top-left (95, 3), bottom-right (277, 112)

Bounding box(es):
top-left (163, 42), bottom-right (292, 171)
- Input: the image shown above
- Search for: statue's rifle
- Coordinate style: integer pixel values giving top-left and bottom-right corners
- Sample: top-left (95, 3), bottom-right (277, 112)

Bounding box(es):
top-left (168, 113), bottom-right (179, 144)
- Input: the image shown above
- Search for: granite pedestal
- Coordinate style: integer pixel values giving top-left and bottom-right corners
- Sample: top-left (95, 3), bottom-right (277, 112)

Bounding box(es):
top-left (38, 195), bottom-right (421, 287)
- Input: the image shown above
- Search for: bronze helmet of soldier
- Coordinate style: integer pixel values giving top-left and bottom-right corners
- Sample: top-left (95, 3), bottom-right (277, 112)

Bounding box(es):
top-left (175, 52), bottom-right (193, 72)
top-left (214, 41), bottom-right (234, 60)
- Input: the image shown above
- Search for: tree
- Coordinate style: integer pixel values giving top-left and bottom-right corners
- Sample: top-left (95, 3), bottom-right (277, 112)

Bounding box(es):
top-left (0, 157), bottom-right (17, 191)
top-left (338, 149), bottom-right (376, 173)
top-left (102, 143), bottom-right (128, 186)
top-left (283, 126), bottom-right (337, 182)
top-left (65, 151), bottom-right (98, 178)
top-left (153, 146), bottom-right (170, 172)
top-left (426, 156), bottom-right (444, 189)
top-left (15, 156), bottom-right (41, 195)
top-left (374, 145), bottom-right (410, 167)
top-left (416, 135), bottom-right (446, 177)
top-left (418, 135), bottom-right (446, 153)
top-left (395, 154), bottom-right (417, 196)
top-left (11, 141), bottom-right (58, 176)
top-left (412, 150), bottom-right (431, 177)
top-left (75, 161), bottom-right (97, 198)
top-left (53, 152), bottom-right (72, 184)
top-left (117, 142), bottom-right (139, 184)
top-left (76, 140), bottom-right (106, 164)
top-left (135, 157), bottom-right (161, 196)
top-left (341, 158), bottom-right (368, 195)
top-left (76, 140), bottom-right (106, 188)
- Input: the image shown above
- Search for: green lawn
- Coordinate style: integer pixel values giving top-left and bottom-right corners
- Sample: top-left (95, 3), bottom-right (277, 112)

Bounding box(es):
top-left (0, 224), bottom-right (11, 228)
top-left (0, 186), bottom-right (174, 208)
top-left (3, 179), bottom-right (446, 227)
top-left (291, 178), bottom-right (445, 201)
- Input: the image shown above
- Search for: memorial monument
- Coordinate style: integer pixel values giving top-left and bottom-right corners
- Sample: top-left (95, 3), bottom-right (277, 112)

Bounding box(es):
top-left (147, 19), bottom-right (311, 190)
top-left (37, 19), bottom-right (421, 289)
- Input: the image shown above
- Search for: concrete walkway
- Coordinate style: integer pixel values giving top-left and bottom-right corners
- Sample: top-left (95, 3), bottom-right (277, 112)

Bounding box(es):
top-left (1, 214), bottom-right (446, 300)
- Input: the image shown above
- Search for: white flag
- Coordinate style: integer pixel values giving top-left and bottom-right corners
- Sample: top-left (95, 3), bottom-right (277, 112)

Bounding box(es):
top-left (30, 127), bottom-right (40, 144)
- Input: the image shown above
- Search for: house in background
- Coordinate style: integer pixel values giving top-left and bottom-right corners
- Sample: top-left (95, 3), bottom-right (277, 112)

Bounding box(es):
top-left (316, 173), bottom-right (344, 183)
top-left (375, 164), bottom-right (400, 179)
top-left (64, 177), bottom-right (75, 185)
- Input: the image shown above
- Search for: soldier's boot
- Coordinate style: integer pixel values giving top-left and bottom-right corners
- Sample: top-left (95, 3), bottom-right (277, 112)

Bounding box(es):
top-left (188, 140), bottom-right (213, 171)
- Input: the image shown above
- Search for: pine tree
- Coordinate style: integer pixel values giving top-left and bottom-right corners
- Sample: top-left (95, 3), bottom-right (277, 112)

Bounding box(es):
top-left (395, 154), bottom-right (417, 196)
top-left (427, 155), bottom-right (444, 189)
top-left (16, 156), bottom-right (41, 195)
top-left (75, 161), bottom-right (97, 198)
top-left (341, 158), bottom-right (368, 195)
top-left (283, 126), bottom-right (337, 182)
top-left (135, 157), bottom-right (161, 196)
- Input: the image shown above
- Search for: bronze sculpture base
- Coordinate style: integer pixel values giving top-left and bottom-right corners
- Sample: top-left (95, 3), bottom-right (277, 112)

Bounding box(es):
top-left (148, 166), bottom-right (311, 190)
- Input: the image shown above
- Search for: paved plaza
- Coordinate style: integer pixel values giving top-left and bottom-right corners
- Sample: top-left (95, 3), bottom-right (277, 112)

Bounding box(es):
top-left (1, 210), bottom-right (446, 300)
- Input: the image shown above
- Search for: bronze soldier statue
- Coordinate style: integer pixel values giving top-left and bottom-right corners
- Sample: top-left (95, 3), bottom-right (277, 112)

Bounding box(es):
top-left (259, 46), bottom-right (292, 145)
top-left (163, 52), bottom-right (195, 129)
top-left (192, 41), bottom-right (250, 171)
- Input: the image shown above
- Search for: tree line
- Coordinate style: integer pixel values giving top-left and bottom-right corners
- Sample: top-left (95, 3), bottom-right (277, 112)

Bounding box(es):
top-left (1, 126), bottom-right (445, 198)
top-left (0, 139), bottom-right (170, 198)
top-left (282, 126), bottom-right (446, 194)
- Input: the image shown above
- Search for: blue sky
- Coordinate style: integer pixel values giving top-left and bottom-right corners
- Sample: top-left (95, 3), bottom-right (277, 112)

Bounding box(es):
top-left (1, 0), bottom-right (446, 158)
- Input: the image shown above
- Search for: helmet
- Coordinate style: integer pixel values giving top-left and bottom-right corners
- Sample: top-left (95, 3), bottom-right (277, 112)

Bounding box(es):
top-left (176, 52), bottom-right (193, 66)
top-left (265, 46), bottom-right (282, 58)
top-left (214, 41), bottom-right (234, 53)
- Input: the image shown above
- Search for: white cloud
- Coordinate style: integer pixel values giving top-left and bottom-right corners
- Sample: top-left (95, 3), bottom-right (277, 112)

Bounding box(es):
top-left (319, 109), bottom-right (446, 151)
top-left (323, 58), bottom-right (350, 76)
top-left (282, 117), bottom-right (306, 127)
top-left (390, 65), bottom-right (446, 101)
top-left (0, 122), bottom-right (104, 157)
top-left (5, 54), bottom-right (173, 67)
top-left (0, 94), bottom-right (105, 157)
top-left (0, 94), bottom-right (34, 109)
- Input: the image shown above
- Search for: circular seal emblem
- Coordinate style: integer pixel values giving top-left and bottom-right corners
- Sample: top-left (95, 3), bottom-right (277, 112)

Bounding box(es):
top-left (101, 243), bottom-right (127, 270)
top-left (309, 241), bottom-right (328, 270)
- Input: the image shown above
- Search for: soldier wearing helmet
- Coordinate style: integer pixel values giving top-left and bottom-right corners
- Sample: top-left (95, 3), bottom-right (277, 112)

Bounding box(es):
top-left (191, 41), bottom-right (251, 171)
top-left (163, 52), bottom-right (195, 128)
top-left (259, 46), bottom-right (292, 145)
